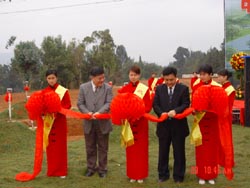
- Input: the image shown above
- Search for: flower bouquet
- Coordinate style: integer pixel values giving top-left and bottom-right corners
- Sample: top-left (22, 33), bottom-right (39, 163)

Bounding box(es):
top-left (229, 52), bottom-right (247, 99)
top-left (229, 52), bottom-right (246, 71)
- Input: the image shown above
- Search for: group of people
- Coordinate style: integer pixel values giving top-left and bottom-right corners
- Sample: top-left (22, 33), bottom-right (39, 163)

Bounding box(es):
top-left (22, 64), bottom-right (234, 185)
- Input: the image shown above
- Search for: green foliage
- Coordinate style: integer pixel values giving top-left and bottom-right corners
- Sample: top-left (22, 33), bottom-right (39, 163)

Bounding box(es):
top-left (116, 45), bottom-right (128, 65)
top-left (41, 35), bottom-right (74, 88)
top-left (172, 47), bottom-right (190, 75)
top-left (0, 64), bottom-right (24, 93)
top-left (82, 29), bottom-right (119, 84)
top-left (0, 64), bottom-right (11, 94)
top-left (67, 39), bottom-right (86, 87)
top-left (203, 47), bottom-right (225, 73)
top-left (138, 61), bottom-right (163, 79)
top-left (183, 51), bottom-right (206, 74)
top-left (41, 35), bottom-right (67, 67)
top-left (11, 41), bottom-right (42, 90)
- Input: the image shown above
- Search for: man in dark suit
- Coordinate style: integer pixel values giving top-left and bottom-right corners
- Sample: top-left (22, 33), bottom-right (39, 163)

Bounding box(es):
top-left (153, 66), bottom-right (190, 183)
top-left (77, 66), bottom-right (113, 178)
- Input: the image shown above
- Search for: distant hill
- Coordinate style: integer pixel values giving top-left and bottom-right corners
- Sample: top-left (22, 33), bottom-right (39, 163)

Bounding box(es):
top-left (0, 52), bottom-right (13, 65)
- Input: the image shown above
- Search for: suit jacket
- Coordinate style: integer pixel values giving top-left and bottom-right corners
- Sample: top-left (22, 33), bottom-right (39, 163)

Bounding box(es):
top-left (77, 81), bottom-right (113, 134)
top-left (153, 83), bottom-right (190, 138)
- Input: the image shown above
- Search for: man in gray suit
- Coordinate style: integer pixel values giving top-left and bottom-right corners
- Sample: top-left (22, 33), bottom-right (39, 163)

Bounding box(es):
top-left (77, 66), bottom-right (113, 178)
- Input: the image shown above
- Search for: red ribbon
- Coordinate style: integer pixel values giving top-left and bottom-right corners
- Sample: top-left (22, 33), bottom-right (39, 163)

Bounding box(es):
top-left (15, 117), bottom-right (44, 181)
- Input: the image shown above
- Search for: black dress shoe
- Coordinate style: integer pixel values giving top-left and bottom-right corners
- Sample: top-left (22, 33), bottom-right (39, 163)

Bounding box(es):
top-left (158, 176), bottom-right (169, 183)
top-left (98, 172), bottom-right (107, 178)
top-left (174, 179), bottom-right (183, 183)
top-left (85, 171), bottom-right (95, 177)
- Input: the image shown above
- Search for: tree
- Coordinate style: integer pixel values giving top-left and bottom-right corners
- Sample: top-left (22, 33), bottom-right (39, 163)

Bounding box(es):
top-left (67, 39), bottom-right (86, 87)
top-left (11, 41), bottom-right (41, 89)
top-left (139, 55), bottom-right (142, 63)
top-left (82, 29), bottom-right (118, 83)
top-left (115, 45), bottom-right (129, 84)
top-left (41, 35), bottom-right (74, 88)
top-left (116, 45), bottom-right (128, 65)
top-left (184, 51), bottom-right (206, 73)
top-left (141, 62), bottom-right (163, 79)
top-left (0, 64), bottom-right (10, 94)
top-left (172, 47), bottom-right (190, 75)
top-left (203, 47), bottom-right (224, 73)
top-left (0, 64), bottom-right (24, 94)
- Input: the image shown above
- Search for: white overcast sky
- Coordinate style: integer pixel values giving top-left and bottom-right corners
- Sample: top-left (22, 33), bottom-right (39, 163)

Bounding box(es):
top-left (0, 0), bottom-right (224, 66)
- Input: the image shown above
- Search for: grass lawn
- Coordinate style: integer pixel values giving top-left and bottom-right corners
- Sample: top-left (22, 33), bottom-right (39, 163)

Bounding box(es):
top-left (0, 103), bottom-right (250, 188)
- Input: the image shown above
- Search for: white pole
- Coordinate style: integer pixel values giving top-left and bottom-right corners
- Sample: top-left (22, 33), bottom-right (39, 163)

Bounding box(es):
top-left (8, 92), bottom-right (12, 121)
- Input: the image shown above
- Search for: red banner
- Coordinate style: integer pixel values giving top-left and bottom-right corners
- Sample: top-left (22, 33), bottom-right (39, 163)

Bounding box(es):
top-left (241, 0), bottom-right (250, 13)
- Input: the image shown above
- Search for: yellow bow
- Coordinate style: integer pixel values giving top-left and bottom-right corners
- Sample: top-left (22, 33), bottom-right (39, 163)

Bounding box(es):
top-left (191, 112), bottom-right (206, 146)
top-left (43, 113), bottom-right (55, 151)
top-left (121, 119), bottom-right (134, 148)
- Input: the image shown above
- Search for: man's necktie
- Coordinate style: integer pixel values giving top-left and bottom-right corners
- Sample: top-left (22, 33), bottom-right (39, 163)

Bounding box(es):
top-left (169, 87), bottom-right (173, 103)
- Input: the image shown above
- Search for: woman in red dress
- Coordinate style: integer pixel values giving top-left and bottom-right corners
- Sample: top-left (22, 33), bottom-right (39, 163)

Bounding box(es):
top-left (43, 69), bottom-right (71, 178)
top-left (118, 65), bottom-right (152, 183)
top-left (217, 69), bottom-right (235, 168)
top-left (191, 64), bottom-right (221, 185)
